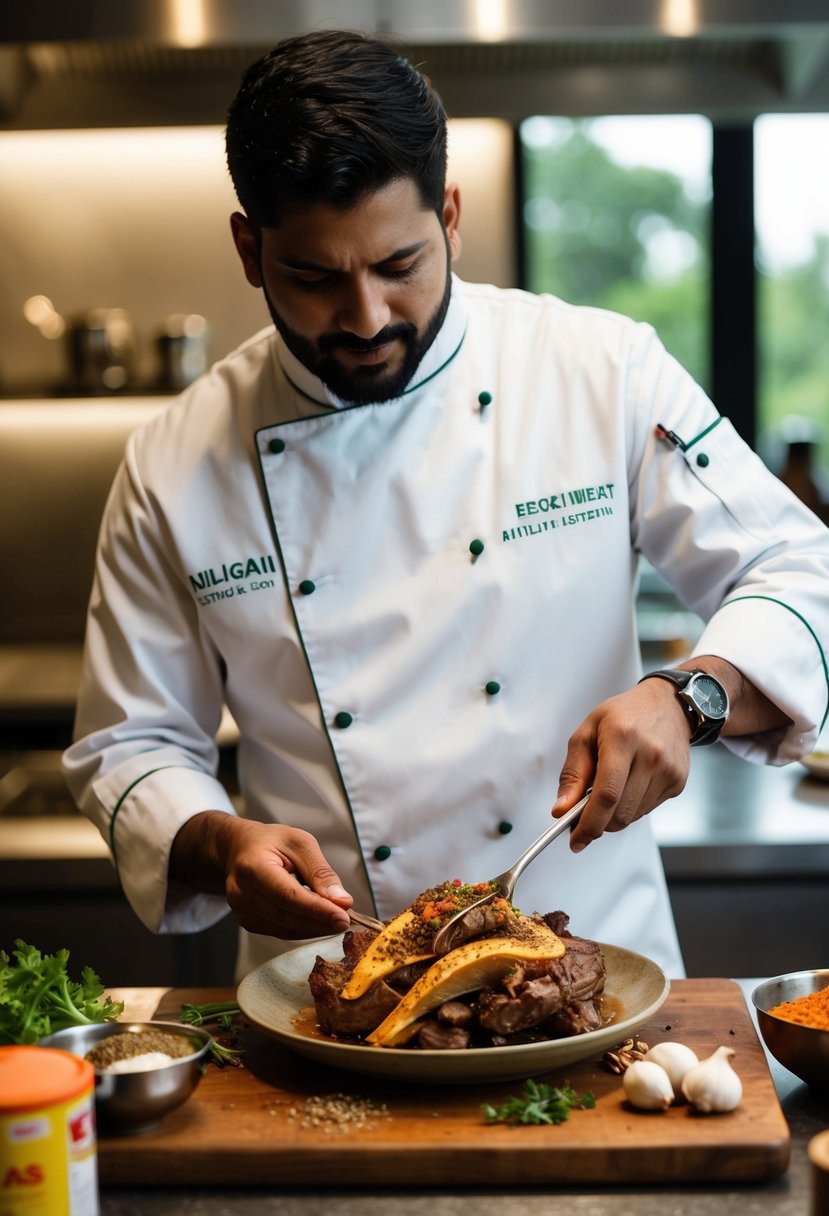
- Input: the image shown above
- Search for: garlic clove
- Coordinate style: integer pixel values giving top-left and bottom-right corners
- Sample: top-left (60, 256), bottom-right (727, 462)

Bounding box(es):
top-left (622, 1059), bottom-right (674, 1111)
top-left (681, 1045), bottom-right (742, 1113)
top-left (643, 1042), bottom-right (700, 1097)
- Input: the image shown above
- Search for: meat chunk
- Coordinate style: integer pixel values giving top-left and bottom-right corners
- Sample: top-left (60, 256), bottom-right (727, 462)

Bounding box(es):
top-left (416, 1020), bottom-right (472, 1050)
top-left (308, 956), bottom-right (400, 1036)
top-left (475, 932), bottom-right (606, 1036)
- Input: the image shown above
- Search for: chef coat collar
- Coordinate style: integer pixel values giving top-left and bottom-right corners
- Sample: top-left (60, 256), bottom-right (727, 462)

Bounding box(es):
top-left (273, 273), bottom-right (468, 412)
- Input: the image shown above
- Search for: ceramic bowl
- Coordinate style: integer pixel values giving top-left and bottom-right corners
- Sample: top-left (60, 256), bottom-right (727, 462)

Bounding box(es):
top-left (752, 971), bottom-right (829, 1090)
top-left (39, 1020), bottom-right (212, 1132)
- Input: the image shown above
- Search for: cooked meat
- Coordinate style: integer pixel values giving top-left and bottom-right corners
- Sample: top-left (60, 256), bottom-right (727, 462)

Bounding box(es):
top-left (437, 1000), bottom-right (474, 1027)
top-left (416, 1020), bottom-right (472, 1050)
top-left (308, 956), bottom-right (400, 1036)
top-left (543, 998), bottom-right (604, 1037)
top-left (475, 932), bottom-right (606, 1036)
top-left (433, 899), bottom-right (518, 953)
top-left (341, 927), bottom-right (379, 964)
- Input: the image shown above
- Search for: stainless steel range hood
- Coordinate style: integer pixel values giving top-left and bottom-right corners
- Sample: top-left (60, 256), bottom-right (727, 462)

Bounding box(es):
top-left (1, 1), bottom-right (828, 126)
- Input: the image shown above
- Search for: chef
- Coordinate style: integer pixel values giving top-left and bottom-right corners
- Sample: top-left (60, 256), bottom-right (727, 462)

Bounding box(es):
top-left (63, 30), bottom-right (829, 980)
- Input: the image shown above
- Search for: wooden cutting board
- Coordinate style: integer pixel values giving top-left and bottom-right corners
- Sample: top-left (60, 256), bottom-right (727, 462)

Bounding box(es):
top-left (97, 979), bottom-right (790, 1187)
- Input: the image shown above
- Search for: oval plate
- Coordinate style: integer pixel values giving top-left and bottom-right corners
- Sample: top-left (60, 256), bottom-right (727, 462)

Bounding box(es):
top-left (237, 937), bottom-right (669, 1085)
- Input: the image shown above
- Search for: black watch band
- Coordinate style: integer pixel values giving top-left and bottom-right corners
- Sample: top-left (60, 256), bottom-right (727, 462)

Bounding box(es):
top-left (638, 667), bottom-right (729, 747)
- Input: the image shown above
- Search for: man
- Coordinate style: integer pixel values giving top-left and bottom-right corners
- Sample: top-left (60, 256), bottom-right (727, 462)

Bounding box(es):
top-left (63, 30), bottom-right (829, 979)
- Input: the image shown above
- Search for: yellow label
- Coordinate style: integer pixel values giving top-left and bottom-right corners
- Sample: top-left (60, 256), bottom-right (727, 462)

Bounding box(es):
top-left (0, 1091), bottom-right (98, 1216)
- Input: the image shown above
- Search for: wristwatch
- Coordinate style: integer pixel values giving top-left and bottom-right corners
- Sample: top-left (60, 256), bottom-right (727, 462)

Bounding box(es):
top-left (638, 667), bottom-right (729, 746)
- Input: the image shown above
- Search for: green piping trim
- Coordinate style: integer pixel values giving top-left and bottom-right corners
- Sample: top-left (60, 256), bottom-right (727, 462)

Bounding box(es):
top-left (252, 449), bottom-right (377, 913)
top-left (721, 595), bottom-right (829, 730)
top-left (280, 326), bottom-right (467, 413)
top-left (685, 416), bottom-right (723, 450)
top-left (109, 766), bottom-right (177, 858)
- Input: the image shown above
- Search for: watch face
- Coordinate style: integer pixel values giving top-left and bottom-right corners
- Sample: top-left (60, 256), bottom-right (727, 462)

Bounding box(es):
top-left (692, 675), bottom-right (728, 719)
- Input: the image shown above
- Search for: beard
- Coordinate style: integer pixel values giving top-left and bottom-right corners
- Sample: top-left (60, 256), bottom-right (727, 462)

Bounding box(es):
top-left (261, 247), bottom-right (453, 406)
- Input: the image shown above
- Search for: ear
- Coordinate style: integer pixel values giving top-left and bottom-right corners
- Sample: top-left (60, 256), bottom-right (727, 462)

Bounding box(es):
top-left (230, 212), bottom-right (263, 288)
top-left (443, 183), bottom-right (462, 262)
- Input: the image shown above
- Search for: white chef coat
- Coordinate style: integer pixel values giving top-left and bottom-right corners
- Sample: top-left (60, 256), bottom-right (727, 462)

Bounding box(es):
top-left (63, 277), bottom-right (829, 981)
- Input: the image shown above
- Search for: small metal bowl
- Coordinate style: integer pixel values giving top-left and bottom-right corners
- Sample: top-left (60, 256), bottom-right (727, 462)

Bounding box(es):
top-left (752, 971), bottom-right (829, 1090)
top-left (39, 1021), bottom-right (212, 1133)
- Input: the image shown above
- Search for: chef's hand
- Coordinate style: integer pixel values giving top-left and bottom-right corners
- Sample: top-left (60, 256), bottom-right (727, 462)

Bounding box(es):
top-left (169, 813), bottom-right (353, 939)
top-left (551, 656), bottom-right (788, 853)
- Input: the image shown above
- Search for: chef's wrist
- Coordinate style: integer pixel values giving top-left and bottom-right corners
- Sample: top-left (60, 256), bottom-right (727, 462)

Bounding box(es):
top-left (169, 809), bottom-right (241, 894)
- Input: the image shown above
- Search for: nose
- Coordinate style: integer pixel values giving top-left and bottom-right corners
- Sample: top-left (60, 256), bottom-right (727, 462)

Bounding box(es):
top-left (336, 275), bottom-right (391, 339)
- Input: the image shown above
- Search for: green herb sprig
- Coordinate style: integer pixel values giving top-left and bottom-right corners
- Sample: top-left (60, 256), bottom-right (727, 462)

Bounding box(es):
top-left (180, 1000), bottom-right (245, 1067)
top-left (482, 1079), bottom-right (596, 1126)
top-left (0, 940), bottom-right (123, 1045)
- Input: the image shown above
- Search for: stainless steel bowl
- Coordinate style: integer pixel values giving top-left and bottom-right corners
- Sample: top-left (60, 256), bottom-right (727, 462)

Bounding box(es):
top-left (752, 971), bottom-right (829, 1090)
top-left (39, 1021), bottom-right (212, 1133)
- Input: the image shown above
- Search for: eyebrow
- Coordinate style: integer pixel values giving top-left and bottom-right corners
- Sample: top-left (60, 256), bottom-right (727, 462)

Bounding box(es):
top-left (276, 239), bottom-right (428, 273)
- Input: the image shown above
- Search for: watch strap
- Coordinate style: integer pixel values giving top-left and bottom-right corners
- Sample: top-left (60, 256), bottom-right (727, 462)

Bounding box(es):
top-left (638, 667), bottom-right (725, 746)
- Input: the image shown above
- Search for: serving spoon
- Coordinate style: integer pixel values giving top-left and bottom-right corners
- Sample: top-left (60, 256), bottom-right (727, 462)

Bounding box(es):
top-left (431, 788), bottom-right (593, 955)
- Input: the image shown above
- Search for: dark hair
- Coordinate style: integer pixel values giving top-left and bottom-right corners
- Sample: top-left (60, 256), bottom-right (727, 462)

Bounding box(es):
top-left (226, 30), bottom-right (447, 228)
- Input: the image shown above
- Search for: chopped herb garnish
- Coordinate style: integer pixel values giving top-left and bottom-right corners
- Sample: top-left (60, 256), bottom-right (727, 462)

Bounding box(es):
top-left (482, 1079), bottom-right (596, 1126)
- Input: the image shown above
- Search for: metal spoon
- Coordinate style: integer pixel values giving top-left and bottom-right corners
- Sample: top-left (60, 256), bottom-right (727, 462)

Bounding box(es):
top-left (431, 789), bottom-right (593, 955)
top-left (348, 908), bottom-right (386, 933)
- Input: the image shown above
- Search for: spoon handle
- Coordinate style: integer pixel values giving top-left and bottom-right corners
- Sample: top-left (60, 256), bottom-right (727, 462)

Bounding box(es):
top-left (500, 789), bottom-right (592, 896)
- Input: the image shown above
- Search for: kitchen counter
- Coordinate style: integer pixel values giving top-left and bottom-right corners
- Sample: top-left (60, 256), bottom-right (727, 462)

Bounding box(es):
top-left (95, 980), bottom-right (827, 1215)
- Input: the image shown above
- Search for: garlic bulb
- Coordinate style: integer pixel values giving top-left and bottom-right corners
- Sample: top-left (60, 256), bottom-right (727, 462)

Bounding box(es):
top-left (681, 1045), bottom-right (742, 1113)
top-left (643, 1042), bottom-right (699, 1096)
top-left (623, 1059), bottom-right (674, 1110)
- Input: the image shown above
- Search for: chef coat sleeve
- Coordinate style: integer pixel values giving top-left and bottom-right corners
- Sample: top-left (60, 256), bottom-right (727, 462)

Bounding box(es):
top-left (62, 440), bottom-right (237, 936)
top-left (627, 325), bottom-right (829, 764)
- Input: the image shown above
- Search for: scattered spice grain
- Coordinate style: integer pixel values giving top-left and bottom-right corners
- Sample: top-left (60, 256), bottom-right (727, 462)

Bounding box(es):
top-left (768, 984), bottom-right (829, 1030)
top-left (287, 1093), bottom-right (391, 1134)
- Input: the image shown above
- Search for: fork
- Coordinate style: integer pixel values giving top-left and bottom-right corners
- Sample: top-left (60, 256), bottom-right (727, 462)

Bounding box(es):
top-left (431, 789), bottom-right (593, 954)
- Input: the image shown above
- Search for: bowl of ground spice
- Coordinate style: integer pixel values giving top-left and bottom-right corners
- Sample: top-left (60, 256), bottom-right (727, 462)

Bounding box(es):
top-left (39, 1021), bottom-right (212, 1132)
top-left (752, 970), bottom-right (829, 1090)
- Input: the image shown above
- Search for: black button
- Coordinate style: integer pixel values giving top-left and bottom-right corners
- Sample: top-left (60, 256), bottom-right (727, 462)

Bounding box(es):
top-left (498, 820), bottom-right (513, 835)
top-left (469, 539), bottom-right (485, 557)
top-left (374, 845), bottom-right (392, 861)
top-left (478, 391), bottom-right (493, 408)
top-left (299, 579), bottom-right (316, 595)
top-left (268, 437), bottom-right (286, 454)
top-left (485, 681), bottom-right (501, 696)
top-left (334, 711), bottom-right (353, 729)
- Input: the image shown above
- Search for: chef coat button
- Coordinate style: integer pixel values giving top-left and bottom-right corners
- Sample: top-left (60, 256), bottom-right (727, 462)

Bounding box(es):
top-left (485, 680), bottom-right (501, 696)
top-left (469, 538), bottom-right (485, 557)
top-left (268, 437), bottom-right (286, 454)
top-left (478, 391), bottom-right (492, 409)
top-left (498, 820), bottom-right (513, 835)
top-left (696, 452), bottom-right (710, 468)
top-left (334, 711), bottom-right (353, 729)
top-left (374, 845), bottom-right (392, 861)
top-left (299, 579), bottom-right (316, 595)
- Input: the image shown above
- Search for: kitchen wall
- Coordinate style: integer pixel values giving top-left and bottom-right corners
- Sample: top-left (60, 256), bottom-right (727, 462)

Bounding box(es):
top-left (0, 118), bottom-right (515, 646)
top-left (0, 119), bottom-right (516, 394)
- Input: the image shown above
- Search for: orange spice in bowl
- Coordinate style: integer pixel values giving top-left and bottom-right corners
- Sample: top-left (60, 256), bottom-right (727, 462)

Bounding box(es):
top-left (768, 984), bottom-right (829, 1031)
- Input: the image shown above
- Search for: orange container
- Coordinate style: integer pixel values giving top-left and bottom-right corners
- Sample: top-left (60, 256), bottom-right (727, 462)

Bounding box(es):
top-left (0, 1046), bottom-right (98, 1216)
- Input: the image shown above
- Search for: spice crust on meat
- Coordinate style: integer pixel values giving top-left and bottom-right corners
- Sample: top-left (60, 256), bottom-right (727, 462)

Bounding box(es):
top-left (307, 889), bottom-right (607, 1050)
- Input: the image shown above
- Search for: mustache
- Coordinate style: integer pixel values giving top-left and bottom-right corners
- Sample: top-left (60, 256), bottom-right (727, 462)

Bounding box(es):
top-left (318, 323), bottom-right (415, 355)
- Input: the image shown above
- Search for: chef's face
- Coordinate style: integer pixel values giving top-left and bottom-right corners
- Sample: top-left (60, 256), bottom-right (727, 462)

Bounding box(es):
top-left (231, 178), bottom-right (462, 404)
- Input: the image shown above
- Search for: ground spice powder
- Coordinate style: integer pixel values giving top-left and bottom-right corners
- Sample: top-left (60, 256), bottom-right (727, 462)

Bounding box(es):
top-left (768, 984), bottom-right (829, 1030)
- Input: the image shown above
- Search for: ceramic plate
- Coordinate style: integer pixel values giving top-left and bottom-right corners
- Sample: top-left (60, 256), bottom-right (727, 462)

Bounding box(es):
top-left (237, 937), bottom-right (669, 1085)
top-left (800, 751), bottom-right (829, 781)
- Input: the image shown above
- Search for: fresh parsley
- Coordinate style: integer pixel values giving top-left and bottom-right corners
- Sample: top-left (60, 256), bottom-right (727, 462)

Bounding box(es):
top-left (482, 1078), bottom-right (596, 1126)
top-left (0, 939), bottom-right (123, 1045)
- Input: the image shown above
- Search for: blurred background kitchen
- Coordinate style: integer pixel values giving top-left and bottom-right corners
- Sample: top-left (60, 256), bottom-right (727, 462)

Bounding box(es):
top-left (1, 1), bottom-right (828, 987)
